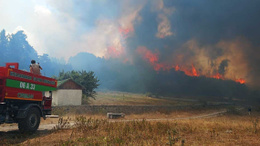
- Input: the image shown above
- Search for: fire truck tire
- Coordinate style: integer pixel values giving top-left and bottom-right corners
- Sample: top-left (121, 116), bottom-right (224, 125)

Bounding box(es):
top-left (18, 107), bottom-right (41, 133)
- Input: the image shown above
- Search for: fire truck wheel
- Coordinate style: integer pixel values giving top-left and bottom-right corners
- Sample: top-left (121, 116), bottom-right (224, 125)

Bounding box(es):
top-left (18, 107), bottom-right (41, 133)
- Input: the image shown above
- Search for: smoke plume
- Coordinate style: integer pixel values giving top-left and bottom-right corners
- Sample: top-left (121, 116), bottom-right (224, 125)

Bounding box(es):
top-left (2, 0), bottom-right (260, 97)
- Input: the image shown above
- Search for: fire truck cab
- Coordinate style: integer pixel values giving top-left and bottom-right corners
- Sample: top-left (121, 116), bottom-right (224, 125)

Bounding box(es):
top-left (0, 63), bottom-right (57, 133)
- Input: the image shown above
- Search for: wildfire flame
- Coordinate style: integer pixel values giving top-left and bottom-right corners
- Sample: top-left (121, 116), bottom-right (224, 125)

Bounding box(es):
top-left (191, 65), bottom-right (199, 77)
top-left (211, 73), bottom-right (224, 80)
top-left (236, 78), bottom-right (246, 84)
top-left (173, 65), bottom-right (199, 77)
top-left (175, 65), bottom-right (180, 71)
top-left (137, 47), bottom-right (159, 65)
top-left (137, 47), bottom-right (246, 84)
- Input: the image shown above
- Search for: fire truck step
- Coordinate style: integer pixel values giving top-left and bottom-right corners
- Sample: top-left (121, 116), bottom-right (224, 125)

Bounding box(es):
top-left (45, 115), bottom-right (59, 118)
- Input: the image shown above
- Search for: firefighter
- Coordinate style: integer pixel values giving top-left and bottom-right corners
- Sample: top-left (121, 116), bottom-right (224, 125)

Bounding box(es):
top-left (30, 60), bottom-right (42, 75)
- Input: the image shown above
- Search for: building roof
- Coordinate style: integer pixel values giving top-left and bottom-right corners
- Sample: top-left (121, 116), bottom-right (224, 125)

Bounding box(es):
top-left (57, 79), bottom-right (70, 87)
top-left (57, 78), bottom-right (85, 90)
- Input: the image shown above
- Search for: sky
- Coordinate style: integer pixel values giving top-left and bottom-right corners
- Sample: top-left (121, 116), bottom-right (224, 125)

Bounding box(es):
top-left (1, 0), bottom-right (260, 88)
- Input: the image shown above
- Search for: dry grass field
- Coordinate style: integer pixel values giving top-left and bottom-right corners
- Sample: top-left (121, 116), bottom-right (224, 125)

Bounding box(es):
top-left (85, 91), bottom-right (193, 106)
top-left (1, 108), bottom-right (260, 145)
top-left (1, 92), bottom-right (259, 145)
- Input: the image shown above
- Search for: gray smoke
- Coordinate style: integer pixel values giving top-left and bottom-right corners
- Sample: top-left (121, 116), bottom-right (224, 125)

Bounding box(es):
top-left (63, 0), bottom-right (260, 94)
top-left (218, 59), bottom-right (229, 76)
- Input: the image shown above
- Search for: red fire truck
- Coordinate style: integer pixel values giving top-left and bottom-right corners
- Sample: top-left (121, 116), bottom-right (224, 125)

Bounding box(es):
top-left (0, 63), bottom-right (57, 133)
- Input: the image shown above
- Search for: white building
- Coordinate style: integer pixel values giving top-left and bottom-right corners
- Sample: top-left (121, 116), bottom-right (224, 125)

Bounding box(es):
top-left (49, 79), bottom-right (84, 106)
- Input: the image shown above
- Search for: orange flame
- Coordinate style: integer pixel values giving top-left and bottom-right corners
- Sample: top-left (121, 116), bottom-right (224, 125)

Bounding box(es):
top-left (211, 73), bottom-right (224, 80)
top-left (191, 65), bottom-right (199, 77)
top-left (174, 65), bottom-right (199, 77)
top-left (137, 47), bottom-right (246, 84)
top-left (175, 65), bottom-right (180, 71)
top-left (236, 78), bottom-right (246, 84)
top-left (137, 47), bottom-right (174, 71)
top-left (137, 47), bottom-right (158, 64)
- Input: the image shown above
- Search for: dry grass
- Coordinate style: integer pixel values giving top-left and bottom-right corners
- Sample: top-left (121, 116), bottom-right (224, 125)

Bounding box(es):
top-left (0, 91), bottom-right (254, 145)
top-left (57, 107), bottom-right (224, 122)
top-left (1, 110), bottom-right (258, 146)
top-left (24, 115), bottom-right (260, 145)
top-left (85, 91), bottom-right (192, 106)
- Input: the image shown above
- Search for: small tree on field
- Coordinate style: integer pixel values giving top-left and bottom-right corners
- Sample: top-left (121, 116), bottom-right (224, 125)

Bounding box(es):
top-left (56, 70), bottom-right (100, 98)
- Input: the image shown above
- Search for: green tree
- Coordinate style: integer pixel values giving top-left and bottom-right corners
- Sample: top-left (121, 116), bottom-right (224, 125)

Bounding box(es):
top-left (56, 70), bottom-right (100, 98)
